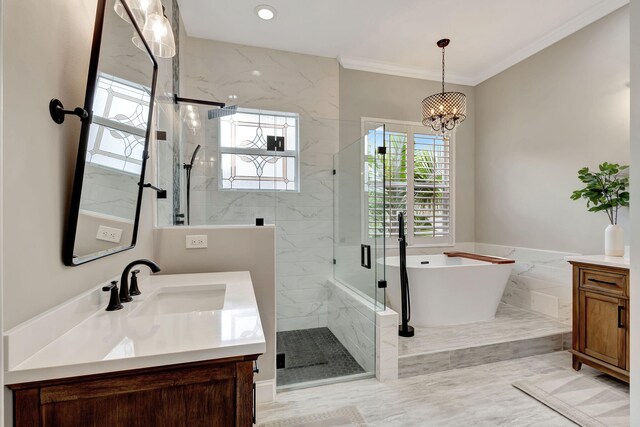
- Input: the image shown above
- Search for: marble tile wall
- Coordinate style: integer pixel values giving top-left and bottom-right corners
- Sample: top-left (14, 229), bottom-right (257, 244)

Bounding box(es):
top-left (81, 164), bottom-right (139, 220)
top-left (475, 243), bottom-right (579, 324)
top-left (326, 280), bottom-right (376, 374)
top-left (376, 309), bottom-right (399, 381)
top-left (180, 38), bottom-right (340, 331)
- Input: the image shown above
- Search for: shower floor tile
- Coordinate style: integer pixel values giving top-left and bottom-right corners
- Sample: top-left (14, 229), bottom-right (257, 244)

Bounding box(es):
top-left (399, 303), bottom-right (571, 357)
top-left (276, 327), bottom-right (365, 386)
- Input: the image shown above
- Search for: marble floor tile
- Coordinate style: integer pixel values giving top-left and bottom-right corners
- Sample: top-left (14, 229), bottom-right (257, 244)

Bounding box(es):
top-left (400, 303), bottom-right (571, 357)
top-left (258, 351), bottom-right (627, 426)
top-left (449, 334), bottom-right (563, 369)
top-left (398, 351), bottom-right (450, 379)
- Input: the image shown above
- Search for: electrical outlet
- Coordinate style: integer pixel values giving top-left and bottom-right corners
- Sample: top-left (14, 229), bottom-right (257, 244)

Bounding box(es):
top-left (186, 235), bottom-right (208, 249)
top-left (96, 225), bottom-right (123, 243)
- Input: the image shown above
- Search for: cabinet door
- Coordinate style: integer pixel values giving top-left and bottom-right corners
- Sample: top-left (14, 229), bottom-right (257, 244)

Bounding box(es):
top-left (579, 290), bottom-right (626, 368)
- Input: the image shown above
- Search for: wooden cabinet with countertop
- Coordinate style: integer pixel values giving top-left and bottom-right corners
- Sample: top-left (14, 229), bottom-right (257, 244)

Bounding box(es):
top-left (8, 355), bottom-right (259, 427)
top-left (568, 256), bottom-right (630, 383)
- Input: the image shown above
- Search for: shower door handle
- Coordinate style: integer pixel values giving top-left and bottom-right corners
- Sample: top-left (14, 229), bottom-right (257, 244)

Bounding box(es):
top-left (361, 244), bottom-right (371, 269)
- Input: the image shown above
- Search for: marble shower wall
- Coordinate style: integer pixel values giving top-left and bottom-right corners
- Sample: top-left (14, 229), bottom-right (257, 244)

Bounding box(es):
top-left (81, 164), bottom-right (138, 219)
top-left (181, 38), bottom-right (340, 331)
top-left (475, 243), bottom-right (578, 324)
top-left (327, 280), bottom-right (376, 373)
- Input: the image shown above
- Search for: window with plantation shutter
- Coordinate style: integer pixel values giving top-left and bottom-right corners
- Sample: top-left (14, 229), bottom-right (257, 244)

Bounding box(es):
top-left (412, 133), bottom-right (451, 241)
top-left (365, 120), bottom-right (454, 246)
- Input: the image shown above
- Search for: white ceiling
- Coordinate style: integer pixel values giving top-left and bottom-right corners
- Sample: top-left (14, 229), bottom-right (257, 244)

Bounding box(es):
top-left (177, 0), bottom-right (628, 86)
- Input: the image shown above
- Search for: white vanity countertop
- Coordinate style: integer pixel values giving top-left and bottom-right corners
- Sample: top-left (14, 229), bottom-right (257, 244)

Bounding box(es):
top-left (4, 271), bottom-right (265, 385)
top-left (565, 255), bottom-right (630, 269)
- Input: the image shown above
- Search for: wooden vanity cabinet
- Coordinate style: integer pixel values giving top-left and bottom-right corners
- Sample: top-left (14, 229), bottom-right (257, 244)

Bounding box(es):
top-left (8, 354), bottom-right (259, 427)
top-left (569, 261), bottom-right (629, 383)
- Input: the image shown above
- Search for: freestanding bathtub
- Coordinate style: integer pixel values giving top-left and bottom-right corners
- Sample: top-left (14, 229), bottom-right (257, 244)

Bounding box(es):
top-left (385, 254), bottom-right (513, 327)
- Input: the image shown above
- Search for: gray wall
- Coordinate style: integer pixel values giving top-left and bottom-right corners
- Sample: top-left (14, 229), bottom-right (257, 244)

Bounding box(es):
top-left (339, 67), bottom-right (476, 244)
top-left (1, 0), bottom-right (158, 330)
top-left (629, 0), bottom-right (639, 423)
top-left (153, 226), bottom-right (276, 384)
top-left (475, 6), bottom-right (630, 254)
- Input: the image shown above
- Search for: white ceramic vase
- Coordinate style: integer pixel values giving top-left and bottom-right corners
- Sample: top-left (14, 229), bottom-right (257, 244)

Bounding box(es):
top-left (604, 224), bottom-right (625, 257)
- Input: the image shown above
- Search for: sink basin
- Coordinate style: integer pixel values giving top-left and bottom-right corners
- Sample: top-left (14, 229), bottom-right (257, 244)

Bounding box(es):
top-left (130, 284), bottom-right (226, 317)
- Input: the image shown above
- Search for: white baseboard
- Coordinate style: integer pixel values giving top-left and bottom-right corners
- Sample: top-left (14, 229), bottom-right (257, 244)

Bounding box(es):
top-left (256, 379), bottom-right (275, 403)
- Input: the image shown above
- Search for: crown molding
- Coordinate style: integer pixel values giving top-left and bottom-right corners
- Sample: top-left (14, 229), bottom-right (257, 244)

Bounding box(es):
top-left (337, 56), bottom-right (477, 86)
top-left (339, 0), bottom-right (629, 87)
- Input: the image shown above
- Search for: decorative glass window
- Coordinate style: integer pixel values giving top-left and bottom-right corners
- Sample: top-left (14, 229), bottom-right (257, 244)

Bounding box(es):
top-left (86, 73), bottom-right (151, 175)
top-left (366, 121), bottom-right (454, 246)
top-left (219, 108), bottom-right (299, 191)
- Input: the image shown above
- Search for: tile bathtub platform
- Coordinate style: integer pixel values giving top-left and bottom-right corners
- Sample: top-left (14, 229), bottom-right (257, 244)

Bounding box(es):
top-left (398, 303), bottom-right (571, 378)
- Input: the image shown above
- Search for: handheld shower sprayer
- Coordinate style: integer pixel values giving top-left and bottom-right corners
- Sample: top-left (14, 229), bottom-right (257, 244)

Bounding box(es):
top-left (184, 144), bottom-right (201, 225)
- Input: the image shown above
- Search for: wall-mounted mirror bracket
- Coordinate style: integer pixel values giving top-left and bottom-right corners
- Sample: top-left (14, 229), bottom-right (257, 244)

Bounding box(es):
top-left (49, 99), bottom-right (89, 124)
top-left (140, 183), bottom-right (167, 199)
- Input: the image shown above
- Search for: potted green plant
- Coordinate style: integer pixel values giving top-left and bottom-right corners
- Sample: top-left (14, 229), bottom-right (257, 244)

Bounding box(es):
top-left (570, 162), bottom-right (629, 257)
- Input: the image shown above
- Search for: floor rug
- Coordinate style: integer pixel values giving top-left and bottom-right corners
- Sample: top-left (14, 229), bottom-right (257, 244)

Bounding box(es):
top-left (513, 371), bottom-right (629, 426)
top-left (258, 406), bottom-right (367, 427)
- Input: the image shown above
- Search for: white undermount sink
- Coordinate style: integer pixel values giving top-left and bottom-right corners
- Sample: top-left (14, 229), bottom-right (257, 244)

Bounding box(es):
top-left (130, 283), bottom-right (226, 317)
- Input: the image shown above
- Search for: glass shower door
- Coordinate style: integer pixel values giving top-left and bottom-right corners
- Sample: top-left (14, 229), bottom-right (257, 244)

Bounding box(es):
top-left (331, 128), bottom-right (387, 381)
top-left (366, 125), bottom-right (387, 309)
top-left (333, 131), bottom-right (386, 308)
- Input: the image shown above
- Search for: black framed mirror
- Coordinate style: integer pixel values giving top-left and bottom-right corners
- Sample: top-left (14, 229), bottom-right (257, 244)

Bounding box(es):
top-left (63, 0), bottom-right (158, 266)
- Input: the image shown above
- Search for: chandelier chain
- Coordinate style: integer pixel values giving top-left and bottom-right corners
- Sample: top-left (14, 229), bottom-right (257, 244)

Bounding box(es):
top-left (442, 45), bottom-right (445, 94)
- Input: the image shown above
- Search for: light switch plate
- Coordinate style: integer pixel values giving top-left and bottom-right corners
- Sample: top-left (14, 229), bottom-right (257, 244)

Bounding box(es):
top-left (96, 225), bottom-right (123, 243)
top-left (186, 235), bottom-right (208, 249)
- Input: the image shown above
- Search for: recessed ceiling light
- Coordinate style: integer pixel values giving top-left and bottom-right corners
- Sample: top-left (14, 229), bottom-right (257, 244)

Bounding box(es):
top-left (255, 5), bottom-right (276, 21)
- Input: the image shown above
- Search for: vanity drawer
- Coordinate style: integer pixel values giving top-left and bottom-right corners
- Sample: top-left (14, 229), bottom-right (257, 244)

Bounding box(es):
top-left (579, 268), bottom-right (627, 296)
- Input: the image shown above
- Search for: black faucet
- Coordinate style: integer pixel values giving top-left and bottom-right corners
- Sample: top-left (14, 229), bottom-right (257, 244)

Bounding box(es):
top-left (102, 281), bottom-right (123, 311)
top-left (120, 259), bottom-right (161, 303)
top-left (129, 269), bottom-right (141, 296)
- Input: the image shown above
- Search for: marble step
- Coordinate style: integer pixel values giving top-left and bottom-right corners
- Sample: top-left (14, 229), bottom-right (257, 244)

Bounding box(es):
top-left (398, 331), bottom-right (572, 378)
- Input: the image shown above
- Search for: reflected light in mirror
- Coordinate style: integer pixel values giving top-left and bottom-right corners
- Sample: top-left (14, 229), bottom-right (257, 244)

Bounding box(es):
top-left (125, 0), bottom-right (176, 58)
top-left (132, 11), bottom-right (176, 58)
top-left (113, 0), bottom-right (160, 27)
top-left (183, 105), bottom-right (201, 133)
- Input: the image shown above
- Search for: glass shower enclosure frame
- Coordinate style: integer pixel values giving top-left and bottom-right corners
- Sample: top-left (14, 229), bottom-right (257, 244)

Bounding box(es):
top-left (331, 124), bottom-right (387, 382)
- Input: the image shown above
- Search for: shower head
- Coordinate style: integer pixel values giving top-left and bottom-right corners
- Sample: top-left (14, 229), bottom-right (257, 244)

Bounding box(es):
top-left (188, 144), bottom-right (201, 167)
top-left (208, 105), bottom-right (238, 119)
